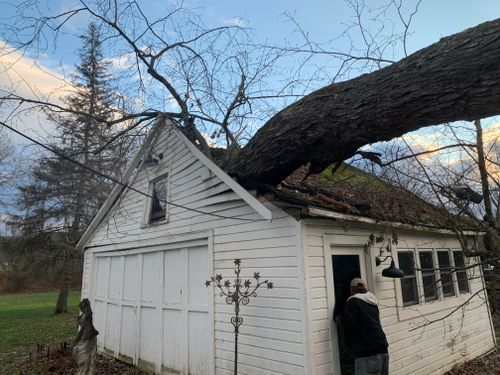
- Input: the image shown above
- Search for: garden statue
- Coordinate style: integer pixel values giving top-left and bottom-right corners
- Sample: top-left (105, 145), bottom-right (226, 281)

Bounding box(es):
top-left (73, 298), bottom-right (99, 375)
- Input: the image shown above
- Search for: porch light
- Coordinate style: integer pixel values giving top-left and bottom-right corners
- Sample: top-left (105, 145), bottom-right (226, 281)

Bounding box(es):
top-left (143, 153), bottom-right (159, 167)
top-left (376, 255), bottom-right (405, 278)
top-left (450, 185), bottom-right (483, 204)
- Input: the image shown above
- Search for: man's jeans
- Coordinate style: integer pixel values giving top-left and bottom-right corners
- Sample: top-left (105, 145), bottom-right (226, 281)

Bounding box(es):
top-left (354, 353), bottom-right (389, 375)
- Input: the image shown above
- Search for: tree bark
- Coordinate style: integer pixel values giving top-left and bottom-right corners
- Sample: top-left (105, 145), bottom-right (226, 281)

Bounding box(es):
top-left (55, 272), bottom-right (70, 314)
top-left (230, 18), bottom-right (500, 186)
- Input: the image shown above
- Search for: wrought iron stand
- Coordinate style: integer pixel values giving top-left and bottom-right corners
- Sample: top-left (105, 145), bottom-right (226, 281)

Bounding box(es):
top-left (206, 259), bottom-right (273, 375)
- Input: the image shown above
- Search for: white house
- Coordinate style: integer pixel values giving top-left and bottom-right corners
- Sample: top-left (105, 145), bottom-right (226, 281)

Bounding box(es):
top-left (77, 116), bottom-right (496, 375)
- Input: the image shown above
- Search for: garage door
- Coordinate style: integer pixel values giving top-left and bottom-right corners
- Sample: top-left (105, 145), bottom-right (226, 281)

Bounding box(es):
top-left (92, 244), bottom-right (212, 375)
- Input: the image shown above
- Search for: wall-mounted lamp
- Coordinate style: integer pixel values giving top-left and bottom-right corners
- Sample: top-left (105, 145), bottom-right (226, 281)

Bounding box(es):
top-left (450, 185), bottom-right (483, 204)
top-left (376, 255), bottom-right (405, 278)
top-left (143, 153), bottom-right (159, 167)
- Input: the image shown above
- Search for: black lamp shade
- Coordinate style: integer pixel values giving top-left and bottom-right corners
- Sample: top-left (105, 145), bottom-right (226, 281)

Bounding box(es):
top-left (382, 260), bottom-right (405, 278)
top-left (144, 154), bottom-right (159, 167)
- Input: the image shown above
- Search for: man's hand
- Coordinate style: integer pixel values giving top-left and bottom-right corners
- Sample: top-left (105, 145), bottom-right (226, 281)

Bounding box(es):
top-left (334, 314), bottom-right (342, 326)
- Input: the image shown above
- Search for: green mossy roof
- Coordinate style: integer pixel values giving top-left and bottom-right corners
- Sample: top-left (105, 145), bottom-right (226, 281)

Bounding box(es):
top-left (269, 163), bottom-right (460, 229)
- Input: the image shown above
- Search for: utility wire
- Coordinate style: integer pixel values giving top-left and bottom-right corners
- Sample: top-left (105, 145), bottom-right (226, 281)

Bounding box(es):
top-left (0, 121), bottom-right (267, 222)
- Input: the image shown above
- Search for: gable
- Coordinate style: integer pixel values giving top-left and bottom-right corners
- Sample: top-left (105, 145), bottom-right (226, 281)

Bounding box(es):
top-left (76, 116), bottom-right (272, 251)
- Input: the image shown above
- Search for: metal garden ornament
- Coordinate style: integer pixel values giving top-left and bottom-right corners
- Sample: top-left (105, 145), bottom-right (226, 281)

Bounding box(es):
top-left (206, 258), bottom-right (274, 375)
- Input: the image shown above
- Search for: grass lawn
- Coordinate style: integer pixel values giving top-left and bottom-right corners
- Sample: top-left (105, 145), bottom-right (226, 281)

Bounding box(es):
top-left (0, 291), bottom-right (80, 370)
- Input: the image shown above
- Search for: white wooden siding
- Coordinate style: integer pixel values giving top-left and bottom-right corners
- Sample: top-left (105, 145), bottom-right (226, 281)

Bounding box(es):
top-left (81, 250), bottom-right (92, 298)
top-left (303, 220), bottom-right (495, 375)
top-left (82, 123), bottom-right (305, 374)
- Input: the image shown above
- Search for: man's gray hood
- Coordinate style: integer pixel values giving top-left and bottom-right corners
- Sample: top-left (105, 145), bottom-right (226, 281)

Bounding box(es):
top-left (348, 291), bottom-right (378, 305)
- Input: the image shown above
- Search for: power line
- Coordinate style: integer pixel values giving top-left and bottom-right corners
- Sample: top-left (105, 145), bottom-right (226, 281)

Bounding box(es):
top-left (0, 121), bottom-right (267, 222)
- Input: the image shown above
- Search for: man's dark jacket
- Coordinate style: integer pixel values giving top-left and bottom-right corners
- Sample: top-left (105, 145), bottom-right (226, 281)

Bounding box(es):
top-left (337, 292), bottom-right (388, 358)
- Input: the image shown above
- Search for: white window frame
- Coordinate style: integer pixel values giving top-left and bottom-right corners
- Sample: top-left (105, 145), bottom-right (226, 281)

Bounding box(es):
top-left (436, 250), bottom-right (456, 299)
top-left (394, 247), bottom-right (471, 321)
top-left (452, 250), bottom-right (470, 295)
top-left (397, 250), bottom-right (419, 307)
top-left (418, 250), bottom-right (438, 303)
top-left (143, 168), bottom-right (171, 226)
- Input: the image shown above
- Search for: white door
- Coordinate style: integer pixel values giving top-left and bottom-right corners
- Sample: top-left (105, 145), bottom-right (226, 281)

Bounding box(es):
top-left (91, 244), bottom-right (211, 375)
top-left (325, 246), bottom-right (368, 375)
top-left (162, 246), bottom-right (211, 375)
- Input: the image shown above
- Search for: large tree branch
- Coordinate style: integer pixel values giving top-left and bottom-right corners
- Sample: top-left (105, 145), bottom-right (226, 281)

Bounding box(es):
top-left (230, 18), bottom-right (500, 185)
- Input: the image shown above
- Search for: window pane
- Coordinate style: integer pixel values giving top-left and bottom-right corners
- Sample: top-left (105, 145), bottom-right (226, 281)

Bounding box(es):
top-left (422, 275), bottom-right (438, 301)
top-left (150, 176), bottom-right (168, 223)
top-left (453, 251), bottom-right (469, 293)
top-left (420, 251), bottom-right (437, 301)
top-left (401, 278), bottom-right (418, 305)
top-left (438, 251), bottom-right (455, 297)
top-left (399, 252), bottom-right (415, 275)
top-left (419, 251), bottom-right (434, 270)
top-left (398, 252), bottom-right (418, 306)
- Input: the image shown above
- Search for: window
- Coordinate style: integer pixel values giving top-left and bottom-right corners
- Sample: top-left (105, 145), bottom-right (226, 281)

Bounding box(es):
top-left (453, 251), bottom-right (469, 294)
top-left (419, 252), bottom-right (438, 302)
top-left (398, 251), bottom-right (418, 306)
top-left (397, 248), bottom-right (470, 308)
top-left (149, 175), bottom-right (168, 223)
top-left (438, 251), bottom-right (455, 297)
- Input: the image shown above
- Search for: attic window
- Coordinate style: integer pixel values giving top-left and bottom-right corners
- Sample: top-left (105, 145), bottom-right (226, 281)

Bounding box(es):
top-left (149, 175), bottom-right (169, 223)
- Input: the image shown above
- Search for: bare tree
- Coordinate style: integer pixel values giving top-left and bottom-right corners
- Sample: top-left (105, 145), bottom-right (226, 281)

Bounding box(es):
top-left (3, 1), bottom-right (500, 319)
top-left (229, 18), bottom-right (500, 185)
top-left (0, 0), bottom-right (434, 165)
top-left (358, 118), bottom-right (500, 318)
top-left (0, 0), bottom-right (298, 164)
top-left (0, 0), bottom-right (301, 307)
top-left (0, 129), bottom-right (13, 192)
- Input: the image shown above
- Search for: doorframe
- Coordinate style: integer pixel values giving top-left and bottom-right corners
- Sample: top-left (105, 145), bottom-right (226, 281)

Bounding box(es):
top-left (323, 234), bottom-right (374, 374)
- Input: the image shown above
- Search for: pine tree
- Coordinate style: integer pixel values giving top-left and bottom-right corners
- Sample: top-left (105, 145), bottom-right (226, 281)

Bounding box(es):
top-left (17, 23), bottom-right (129, 312)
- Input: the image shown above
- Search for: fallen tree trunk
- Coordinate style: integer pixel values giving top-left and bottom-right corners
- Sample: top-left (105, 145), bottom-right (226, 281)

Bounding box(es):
top-left (230, 18), bottom-right (500, 186)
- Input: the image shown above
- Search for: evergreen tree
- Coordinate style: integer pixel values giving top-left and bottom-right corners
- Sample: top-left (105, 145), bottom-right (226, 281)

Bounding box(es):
top-left (17, 23), bottom-right (129, 312)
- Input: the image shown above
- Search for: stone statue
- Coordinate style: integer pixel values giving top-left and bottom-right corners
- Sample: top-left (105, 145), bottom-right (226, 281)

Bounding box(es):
top-left (73, 298), bottom-right (99, 375)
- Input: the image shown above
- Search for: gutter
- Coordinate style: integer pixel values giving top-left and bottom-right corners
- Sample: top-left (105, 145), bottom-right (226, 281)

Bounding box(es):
top-left (303, 206), bottom-right (481, 236)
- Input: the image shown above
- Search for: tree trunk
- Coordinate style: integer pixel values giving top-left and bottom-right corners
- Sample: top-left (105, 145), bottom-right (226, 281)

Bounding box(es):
top-left (54, 272), bottom-right (70, 314)
top-left (230, 18), bottom-right (500, 186)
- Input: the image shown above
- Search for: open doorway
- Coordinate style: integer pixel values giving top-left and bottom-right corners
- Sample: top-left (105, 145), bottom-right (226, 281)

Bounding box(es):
top-left (326, 247), bottom-right (367, 375)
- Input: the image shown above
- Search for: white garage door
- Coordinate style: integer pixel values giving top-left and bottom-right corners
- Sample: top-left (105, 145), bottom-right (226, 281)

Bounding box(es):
top-left (92, 244), bottom-right (212, 375)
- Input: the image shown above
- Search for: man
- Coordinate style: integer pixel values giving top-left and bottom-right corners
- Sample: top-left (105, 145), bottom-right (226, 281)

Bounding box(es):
top-left (336, 278), bottom-right (389, 375)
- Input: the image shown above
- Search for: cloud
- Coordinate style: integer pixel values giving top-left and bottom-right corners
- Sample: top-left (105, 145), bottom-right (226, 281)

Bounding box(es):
top-left (165, 95), bottom-right (181, 112)
top-left (483, 121), bottom-right (500, 146)
top-left (105, 52), bottom-right (137, 71)
top-left (400, 133), bottom-right (445, 152)
top-left (0, 40), bottom-right (72, 102)
top-left (0, 40), bottom-right (75, 150)
top-left (482, 122), bottom-right (500, 180)
top-left (223, 17), bottom-right (247, 27)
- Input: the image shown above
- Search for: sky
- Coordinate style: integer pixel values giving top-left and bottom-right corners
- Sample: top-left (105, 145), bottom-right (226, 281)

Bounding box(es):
top-left (2, 1), bottom-right (500, 81)
top-left (2, 1), bottom-right (500, 127)
top-left (1, 0), bottom-right (500, 221)
top-left (200, 0), bottom-right (500, 50)
top-left (1, 1), bottom-right (499, 109)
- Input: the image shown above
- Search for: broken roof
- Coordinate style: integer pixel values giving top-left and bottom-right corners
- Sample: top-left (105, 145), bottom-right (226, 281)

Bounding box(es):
top-left (261, 164), bottom-right (457, 229)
